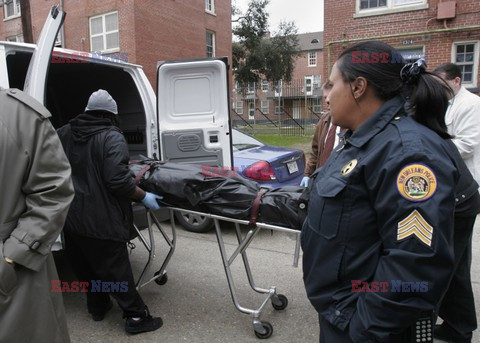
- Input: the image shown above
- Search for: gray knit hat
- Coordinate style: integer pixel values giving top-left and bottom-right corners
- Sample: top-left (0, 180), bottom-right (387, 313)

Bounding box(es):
top-left (85, 89), bottom-right (118, 114)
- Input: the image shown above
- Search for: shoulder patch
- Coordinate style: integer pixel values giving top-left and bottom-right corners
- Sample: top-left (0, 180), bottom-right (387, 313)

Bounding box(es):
top-left (6, 88), bottom-right (51, 119)
top-left (396, 163), bottom-right (437, 202)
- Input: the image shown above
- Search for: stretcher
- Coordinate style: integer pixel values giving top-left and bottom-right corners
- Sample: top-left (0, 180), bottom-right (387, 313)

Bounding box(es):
top-left (133, 207), bottom-right (302, 339)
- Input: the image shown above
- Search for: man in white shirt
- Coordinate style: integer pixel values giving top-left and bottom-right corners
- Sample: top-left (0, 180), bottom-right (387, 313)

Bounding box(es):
top-left (435, 64), bottom-right (480, 185)
top-left (433, 63), bottom-right (480, 343)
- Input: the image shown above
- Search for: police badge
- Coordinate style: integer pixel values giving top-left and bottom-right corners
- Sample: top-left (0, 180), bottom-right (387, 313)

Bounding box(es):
top-left (396, 163), bottom-right (437, 202)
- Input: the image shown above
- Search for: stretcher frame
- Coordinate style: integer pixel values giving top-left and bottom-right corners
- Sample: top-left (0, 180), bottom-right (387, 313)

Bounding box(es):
top-left (133, 207), bottom-right (302, 339)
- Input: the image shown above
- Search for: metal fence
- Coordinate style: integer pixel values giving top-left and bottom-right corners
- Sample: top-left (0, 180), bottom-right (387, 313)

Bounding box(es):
top-left (230, 80), bottom-right (326, 136)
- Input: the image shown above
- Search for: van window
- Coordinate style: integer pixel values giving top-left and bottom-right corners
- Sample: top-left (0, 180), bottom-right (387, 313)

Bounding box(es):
top-left (5, 50), bottom-right (149, 159)
top-left (6, 52), bottom-right (31, 90)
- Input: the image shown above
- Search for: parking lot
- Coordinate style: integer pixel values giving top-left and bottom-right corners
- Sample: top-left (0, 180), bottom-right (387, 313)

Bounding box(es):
top-left (55, 216), bottom-right (480, 342)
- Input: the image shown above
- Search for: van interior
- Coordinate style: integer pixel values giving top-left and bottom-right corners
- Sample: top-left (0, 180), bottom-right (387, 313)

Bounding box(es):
top-left (6, 51), bottom-right (149, 159)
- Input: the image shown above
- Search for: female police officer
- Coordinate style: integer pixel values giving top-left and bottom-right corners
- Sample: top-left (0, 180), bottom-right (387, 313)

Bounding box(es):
top-left (301, 41), bottom-right (458, 342)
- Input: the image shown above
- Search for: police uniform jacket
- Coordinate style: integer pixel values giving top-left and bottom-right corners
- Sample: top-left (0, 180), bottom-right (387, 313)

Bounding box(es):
top-left (0, 88), bottom-right (74, 342)
top-left (301, 96), bottom-right (458, 342)
top-left (57, 113), bottom-right (136, 242)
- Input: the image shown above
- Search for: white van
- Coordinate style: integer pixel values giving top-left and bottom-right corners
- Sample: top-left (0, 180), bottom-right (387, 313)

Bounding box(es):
top-left (0, 6), bottom-right (233, 230)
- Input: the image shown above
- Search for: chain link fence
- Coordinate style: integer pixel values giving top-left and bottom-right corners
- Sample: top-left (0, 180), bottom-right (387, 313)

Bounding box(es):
top-left (230, 80), bottom-right (326, 136)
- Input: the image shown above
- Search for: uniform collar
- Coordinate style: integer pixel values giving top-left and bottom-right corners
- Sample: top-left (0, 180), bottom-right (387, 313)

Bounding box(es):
top-left (346, 95), bottom-right (405, 149)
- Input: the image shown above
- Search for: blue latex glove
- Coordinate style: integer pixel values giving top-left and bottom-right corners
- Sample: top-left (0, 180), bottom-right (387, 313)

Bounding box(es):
top-left (300, 176), bottom-right (310, 187)
top-left (141, 192), bottom-right (163, 210)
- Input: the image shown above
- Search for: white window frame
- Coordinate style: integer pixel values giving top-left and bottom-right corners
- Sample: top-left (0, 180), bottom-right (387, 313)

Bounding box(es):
top-left (261, 100), bottom-right (269, 114)
top-left (206, 31), bottom-right (215, 57)
top-left (6, 34), bottom-right (23, 42)
top-left (235, 101), bottom-right (243, 115)
top-left (248, 102), bottom-right (255, 119)
top-left (308, 51), bottom-right (317, 67)
top-left (305, 76), bottom-right (314, 96)
top-left (3, 0), bottom-right (21, 20)
top-left (261, 80), bottom-right (269, 92)
top-left (275, 104), bottom-right (282, 114)
top-left (246, 82), bottom-right (255, 94)
top-left (274, 80), bottom-right (283, 97)
top-left (205, 0), bottom-right (215, 14)
top-left (355, 0), bottom-right (427, 18)
top-left (89, 11), bottom-right (119, 53)
top-left (452, 41), bottom-right (479, 88)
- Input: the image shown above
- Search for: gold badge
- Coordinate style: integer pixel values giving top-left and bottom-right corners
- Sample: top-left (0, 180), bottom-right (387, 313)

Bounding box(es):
top-left (396, 163), bottom-right (436, 202)
top-left (340, 159), bottom-right (358, 176)
top-left (397, 210), bottom-right (433, 247)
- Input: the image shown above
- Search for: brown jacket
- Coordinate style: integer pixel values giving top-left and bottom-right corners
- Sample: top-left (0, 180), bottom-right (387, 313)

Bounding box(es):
top-left (0, 88), bottom-right (74, 343)
top-left (305, 112), bottom-right (331, 176)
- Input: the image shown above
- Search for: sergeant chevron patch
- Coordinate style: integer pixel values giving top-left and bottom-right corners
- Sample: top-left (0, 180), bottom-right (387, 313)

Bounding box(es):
top-left (397, 210), bottom-right (433, 247)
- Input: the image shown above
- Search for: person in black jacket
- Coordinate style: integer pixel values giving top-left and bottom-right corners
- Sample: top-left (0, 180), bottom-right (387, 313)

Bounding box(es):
top-left (301, 41), bottom-right (458, 342)
top-left (57, 89), bottom-right (163, 334)
top-left (435, 139), bottom-right (480, 343)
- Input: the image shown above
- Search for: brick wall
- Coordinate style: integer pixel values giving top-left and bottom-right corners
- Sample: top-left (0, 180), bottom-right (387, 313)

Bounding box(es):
top-left (324, 0), bottom-right (480, 88)
top-left (1, 0), bottom-right (232, 90)
top-left (292, 49), bottom-right (324, 82)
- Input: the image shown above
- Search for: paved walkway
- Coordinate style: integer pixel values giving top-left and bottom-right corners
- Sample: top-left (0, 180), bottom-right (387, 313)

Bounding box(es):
top-left (56, 216), bottom-right (480, 342)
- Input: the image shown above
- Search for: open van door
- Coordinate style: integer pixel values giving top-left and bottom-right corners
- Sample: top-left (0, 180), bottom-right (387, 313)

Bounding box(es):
top-left (157, 58), bottom-right (233, 168)
top-left (23, 5), bottom-right (65, 104)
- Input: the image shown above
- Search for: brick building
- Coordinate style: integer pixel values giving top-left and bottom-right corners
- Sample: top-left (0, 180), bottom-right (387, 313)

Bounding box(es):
top-left (324, 0), bottom-right (480, 91)
top-left (232, 31), bottom-right (325, 133)
top-left (1, 0), bottom-right (232, 89)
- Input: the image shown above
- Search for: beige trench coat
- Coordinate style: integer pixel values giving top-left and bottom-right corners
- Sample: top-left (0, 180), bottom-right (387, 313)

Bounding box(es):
top-left (0, 88), bottom-right (74, 343)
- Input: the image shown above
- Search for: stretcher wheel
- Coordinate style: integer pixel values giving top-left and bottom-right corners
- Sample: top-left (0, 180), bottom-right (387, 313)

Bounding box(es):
top-left (154, 271), bottom-right (168, 285)
top-left (254, 321), bottom-right (273, 339)
top-left (271, 294), bottom-right (288, 311)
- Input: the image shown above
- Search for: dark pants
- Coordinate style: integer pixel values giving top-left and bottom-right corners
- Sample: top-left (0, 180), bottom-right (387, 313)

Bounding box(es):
top-left (319, 315), bottom-right (353, 343)
top-left (64, 231), bottom-right (147, 318)
top-left (438, 215), bottom-right (477, 340)
top-left (319, 315), bottom-right (410, 343)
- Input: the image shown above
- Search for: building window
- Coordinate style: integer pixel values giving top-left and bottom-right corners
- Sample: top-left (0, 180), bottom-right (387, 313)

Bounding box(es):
top-left (360, 0), bottom-right (387, 10)
top-left (275, 104), bottom-right (282, 114)
top-left (235, 101), bottom-right (243, 115)
top-left (305, 76), bottom-right (313, 96)
top-left (206, 31), bottom-right (215, 57)
top-left (396, 46), bottom-right (425, 63)
top-left (248, 102), bottom-right (255, 119)
top-left (89, 12), bottom-right (119, 52)
top-left (247, 82), bottom-right (255, 94)
top-left (3, 0), bottom-right (20, 19)
top-left (261, 80), bottom-right (269, 92)
top-left (261, 100), bottom-right (269, 114)
top-left (6, 34), bottom-right (23, 42)
top-left (312, 98), bottom-right (322, 114)
top-left (453, 42), bottom-right (479, 86)
top-left (356, 0), bottom-right (426, 16)
top-left (308, 51), bottom-right (317, 67)
top-left (274, 80), bottom-right (283, 97)
top-left (205, 0), bottom-right (215, 14)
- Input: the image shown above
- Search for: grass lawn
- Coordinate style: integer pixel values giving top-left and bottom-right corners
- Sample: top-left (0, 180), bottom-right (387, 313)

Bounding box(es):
top-left (253, 134), bottom-right (313, 158)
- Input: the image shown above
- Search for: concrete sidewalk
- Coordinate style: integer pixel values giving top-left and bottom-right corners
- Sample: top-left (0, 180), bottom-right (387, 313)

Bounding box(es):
top-left (56, 217), bottom-right (480, 343)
